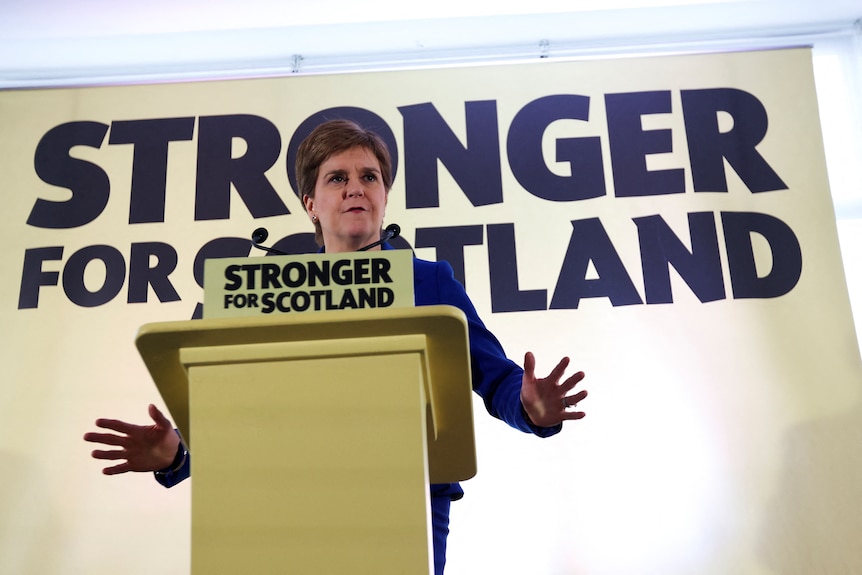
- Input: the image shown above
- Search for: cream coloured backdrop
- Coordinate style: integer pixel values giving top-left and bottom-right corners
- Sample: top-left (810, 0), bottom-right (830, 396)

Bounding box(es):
top-left (0, 47), bottom-right (859, 574)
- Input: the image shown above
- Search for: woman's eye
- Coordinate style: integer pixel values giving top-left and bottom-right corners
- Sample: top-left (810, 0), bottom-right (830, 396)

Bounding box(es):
top-left (330, 175), bottom-right (346, 183)
top-left (363, 174), bottom-right (378, 182)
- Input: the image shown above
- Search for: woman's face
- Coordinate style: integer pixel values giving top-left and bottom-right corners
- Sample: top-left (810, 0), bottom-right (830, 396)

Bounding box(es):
top-left (303, 146), bottom-right (388, 253)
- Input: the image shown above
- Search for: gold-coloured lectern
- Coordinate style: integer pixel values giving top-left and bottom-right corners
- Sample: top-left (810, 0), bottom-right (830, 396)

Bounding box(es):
top-left (135, 305), bottom-right (476, 575)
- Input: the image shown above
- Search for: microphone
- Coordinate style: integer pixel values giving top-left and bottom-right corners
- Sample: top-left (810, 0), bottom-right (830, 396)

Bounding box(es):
top-left (358, 223), bottom-right (401, 251)
top-left (250, 227), bottom-right (288, 255)
top-left (250, 223), bottom-right (400, 254)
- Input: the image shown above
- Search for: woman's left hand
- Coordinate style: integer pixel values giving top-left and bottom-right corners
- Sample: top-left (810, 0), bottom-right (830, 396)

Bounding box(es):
top-left (520, 351), bottom-right (588, 427)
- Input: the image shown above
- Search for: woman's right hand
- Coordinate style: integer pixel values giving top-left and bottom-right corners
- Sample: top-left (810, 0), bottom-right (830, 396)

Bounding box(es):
top-left (83, 404), bottom-right (180, 475)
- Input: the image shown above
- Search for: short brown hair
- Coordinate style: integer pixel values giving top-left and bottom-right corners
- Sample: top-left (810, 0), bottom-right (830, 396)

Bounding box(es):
top-left (297, 119), bottom-right (393, 197)
top-left (296, 119), bottom-right (394, 245)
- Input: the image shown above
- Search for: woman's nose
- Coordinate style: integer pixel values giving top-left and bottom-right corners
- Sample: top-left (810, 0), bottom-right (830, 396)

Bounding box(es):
top-left (344, 180), bottom-right (364, 197)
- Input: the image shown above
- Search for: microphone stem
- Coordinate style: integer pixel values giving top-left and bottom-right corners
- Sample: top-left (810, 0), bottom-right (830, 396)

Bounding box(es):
top-left (251, 242), bottom-right (288, 256)
top-left (358, 230), bottom-right (395, 252)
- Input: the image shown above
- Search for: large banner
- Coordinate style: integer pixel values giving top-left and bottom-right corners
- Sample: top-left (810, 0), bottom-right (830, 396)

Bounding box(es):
top-left (1, 48), bottom-right (860, 574)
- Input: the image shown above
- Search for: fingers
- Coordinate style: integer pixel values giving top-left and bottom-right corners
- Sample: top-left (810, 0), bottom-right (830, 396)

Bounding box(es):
top-left (562, 389), bottom-right (588, 409)
top-left (83, 432), bottom-right (126, 446)
top-left (90, 449), bottom-right (128, 461)
top-left (102, 462), bottom-right (132, 476)
top-left (92, 418), bottom-right (139, 434)
top-left (560, 371), bottom-right (587, 393)
top-left (525, 352), bottom-right (575, 382)
top-left (526, 352), bottom-right (572, 385)
top-left (572, 389), bottom-right (589, 404)
top-left (561, 410), bottom-right (587, 421)
top-left (546, 356), bottom-right (572, 383)
top-left (84, 407), bottom-right (174, 476)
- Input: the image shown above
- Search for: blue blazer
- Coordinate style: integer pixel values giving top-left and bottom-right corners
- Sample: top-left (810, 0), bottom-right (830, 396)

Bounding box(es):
top-left (410, 255), bottom-right (561, 497)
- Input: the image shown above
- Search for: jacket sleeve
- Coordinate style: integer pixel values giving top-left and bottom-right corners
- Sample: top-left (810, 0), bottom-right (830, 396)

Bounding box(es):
top-left (429, 260), bottom-right (561, 438)
top-left (153, 434), bottom-right (190, 488)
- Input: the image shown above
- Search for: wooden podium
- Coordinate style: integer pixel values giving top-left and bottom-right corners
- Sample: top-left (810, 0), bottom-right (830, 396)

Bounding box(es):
top-left (136, 305), bottom-right (477, 575)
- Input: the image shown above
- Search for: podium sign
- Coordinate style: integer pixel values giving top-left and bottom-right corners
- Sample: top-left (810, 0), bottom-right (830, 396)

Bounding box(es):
top-left (202, 250), bottom-right (414, 319)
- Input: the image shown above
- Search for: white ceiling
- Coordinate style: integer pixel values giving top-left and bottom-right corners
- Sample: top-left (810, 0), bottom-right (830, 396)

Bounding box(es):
top-left (1, 0), bottom-right (860, 87)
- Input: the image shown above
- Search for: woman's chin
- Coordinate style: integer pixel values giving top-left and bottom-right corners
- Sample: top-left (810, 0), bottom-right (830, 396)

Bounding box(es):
top-left (327, 230), bottom-right (381, 251)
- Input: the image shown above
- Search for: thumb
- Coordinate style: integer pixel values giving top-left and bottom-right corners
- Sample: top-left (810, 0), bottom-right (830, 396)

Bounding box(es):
top-left (148, 404), bottom-right (173, 428)
top-left (523, 351), bottom-right (536, 381)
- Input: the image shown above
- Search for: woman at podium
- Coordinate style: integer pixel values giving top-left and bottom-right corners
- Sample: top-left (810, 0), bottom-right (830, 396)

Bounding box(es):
top-left (85, 119), bottom-right (588, 575)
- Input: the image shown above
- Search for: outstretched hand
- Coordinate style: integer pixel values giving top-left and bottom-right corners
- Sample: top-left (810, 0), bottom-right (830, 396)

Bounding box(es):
top-left (520, 352), bottom-right (588, 428)
top-left (83, 404), bottom-right (180, 475)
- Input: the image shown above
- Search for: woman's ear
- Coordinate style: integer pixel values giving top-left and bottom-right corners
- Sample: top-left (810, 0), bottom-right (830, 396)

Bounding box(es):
top-left (303, 194), bottom-right (314, 216)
